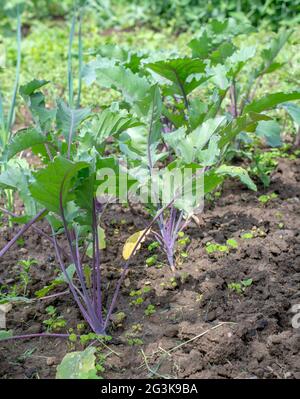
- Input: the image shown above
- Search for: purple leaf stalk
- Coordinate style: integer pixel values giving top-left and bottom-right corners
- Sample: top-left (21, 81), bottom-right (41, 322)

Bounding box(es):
top-left (153, 206), bottom-right (185, 272)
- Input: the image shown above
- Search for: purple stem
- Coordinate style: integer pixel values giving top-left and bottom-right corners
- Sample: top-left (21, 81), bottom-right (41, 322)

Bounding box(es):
top-left (58, 175), bottom-right (104, 333)
top-left (230, 81), bottom-right (237, 118)
top-left (0, 208), bottom-right (47, 258)
top-left (92, 198), bottom-right (103, 324)
top-left (156, 206), bottom-right (184, 271)
top-left (0, 206), bottom-right (67, 258)
top-left (51, 228), bottom-right (95, 329)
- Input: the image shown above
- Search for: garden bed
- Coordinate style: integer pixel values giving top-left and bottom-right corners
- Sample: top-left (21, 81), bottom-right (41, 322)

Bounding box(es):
top-left (1, 157), bottom-right (299, 379)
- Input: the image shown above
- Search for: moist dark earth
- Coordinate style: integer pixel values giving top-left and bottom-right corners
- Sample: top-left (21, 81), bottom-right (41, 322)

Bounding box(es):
top-left (0, 157), bottom-right (300, 379)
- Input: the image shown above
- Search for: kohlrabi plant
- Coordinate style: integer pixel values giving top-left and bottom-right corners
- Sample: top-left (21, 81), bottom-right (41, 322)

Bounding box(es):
top-left (82, 18), bottom-right (300, 270)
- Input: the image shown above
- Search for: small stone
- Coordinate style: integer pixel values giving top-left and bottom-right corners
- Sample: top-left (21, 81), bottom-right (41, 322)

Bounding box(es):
top-left (164, 325), bottom-right (178, 338)
top-left (206, 310), bottom-right (216, 322)
top-left (5, 278), bottom-right (15, 284)
top-left (19, 248), bottom-right (28, 255)
top-left (27, 323), bottom-right (41, 334)
top-left (46, 356), bottom-right (57, 366)
top-left (124, 278), bottom-right (131, 287)
top-left (0, 303), bottom-right (12, 329)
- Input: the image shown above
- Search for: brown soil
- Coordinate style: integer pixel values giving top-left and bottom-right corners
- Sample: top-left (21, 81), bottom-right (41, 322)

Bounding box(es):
top-left (0, 157), bottom-right (300, 379)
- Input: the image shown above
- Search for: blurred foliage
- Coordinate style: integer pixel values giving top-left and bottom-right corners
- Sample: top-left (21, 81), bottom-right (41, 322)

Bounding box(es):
top-left (0, 0), bottom-right (299, 128)
top-left (113, 0), bottom-right (300, 32)
top-left (1, 1), bottom-right (300, 33)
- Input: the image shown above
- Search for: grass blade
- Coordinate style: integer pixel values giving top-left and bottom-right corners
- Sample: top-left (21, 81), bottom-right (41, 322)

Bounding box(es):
top-left (7, 9), bottom-right (21, 135)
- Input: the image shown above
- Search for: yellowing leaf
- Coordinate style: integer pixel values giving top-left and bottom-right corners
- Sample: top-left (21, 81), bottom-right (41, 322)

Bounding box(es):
top-left (122, 229), bottom-right (149, 260)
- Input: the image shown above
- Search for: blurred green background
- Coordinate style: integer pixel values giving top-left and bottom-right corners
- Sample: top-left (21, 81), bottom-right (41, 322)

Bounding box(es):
top-left (0, 0), bottom-right (299, 122)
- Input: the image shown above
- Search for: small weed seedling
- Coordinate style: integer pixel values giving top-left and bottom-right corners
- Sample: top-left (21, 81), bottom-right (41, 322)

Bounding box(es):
top-left (258, 192), bottom-right (278, 205)
top-left (205, 239), bottom-right (239, 254)
top-left (144, 304), bottom-right (156, 316)
top-left (147, 241), bottom-right (160, 251)
top-left (18, 258), bottom-right (38, 296)
top-left (43, 306), bottom-right (67, 332)
top-left (145, 255), bottom-right (158, 267)
top-left (129, 286), bottom-right (151, 307)
top-left (228, 278), bottom-right (253, 294)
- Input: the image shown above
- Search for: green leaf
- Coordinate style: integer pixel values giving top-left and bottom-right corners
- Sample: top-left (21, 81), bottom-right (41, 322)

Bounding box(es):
top-left (204, 171), bottom-right (224, 194)
top-left (255, 120), bottom-right (282, 147)
top-left (20, 79), bottom-right (55, 132)
top-left (164, 117), bottom-right (225, 164)
top-left (216, 165), bottom-right (257, 191)
top-left (259, 30), bottom-right (292, 75)
top-left (0, 159), bottom-right (37, 216)
top-left (243, 92), bottom-right (300, 114)
top-left (92, 108), bottom-right (142, 146)
top-left (19, 79), bottom-right (49, 97)
top-left (281, 102), bottom-right (300, 126)
top-left (83, 60), bottom-right (150, 116)
top-left (241, 278), bottom-right (253, 287)
top-left (0, 296), bottom-right (31, 304)
top-left (206, 64), bottom-right (230, 90)
top-left (227, 238), bottom-right (238, 249)
top-left (4, 128), bottom-right (49, 160)
top-left (29, 156), bottom-right (89, 214)
top-left (218, 113), bottom-right (272, 149)
top-left (197, 134), bottom-right (220, 166)
top-left (0, 330), bottom-right (12, 340)
top-left (96, 156), bottom-right (138, 203)
top-left (146, 58), bottom-right (207, 96)
top-left (190, 116), bottom-right (226, 151)
top-left (119, 86), bottom-right (163, 166)
top-left (56, 347), bottom-right (100, 379)
top-left (56, 99), bottom-right (91, 150)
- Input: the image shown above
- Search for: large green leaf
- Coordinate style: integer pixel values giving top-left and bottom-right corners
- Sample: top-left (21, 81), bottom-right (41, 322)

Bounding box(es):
top-left (92, 108), bottom-right (142, 146)
top-left (74, 172), bottom-right (96, 224)
top-left (243, 92), bottom-right (300, 114)
top-left (204, 171), bottom-right (224, 194)
top-left (29, 156), bottom-right (89, 214)
top-left (19, 79), bottom-right (49, 97)
top-left (164, 127), bottom-right (194, 164)
top-left (56, 347), bottom-right (100, 379)
top-left (146, 58), bottom-right (207, 96)
top-left (4, 128), bottom-right (49, 160)
top-left (255, 120), bottom-right (282, 147)
top-left (20, 79), bottom-right (55, 132)
top-left (190, 116), bottom-right (226, 151)
top-left (119, 85), bottom-right (163, 166)
top-left (258, 30), bottom-right (292, 76)
top-left (83, 59), bottom-right (150, 116)
top-left (164, 116), bottom-right (225, 164)
top-left (216, 165), bottom-right (257, 191)
top-left (0, 159), bottom-right (37, 216)
top-left (96, 157), bottom-right (137, 203)
top-left (218, 113), bottom-right (272, 149)
top-left (281, 102), bottom-right (300, 125)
